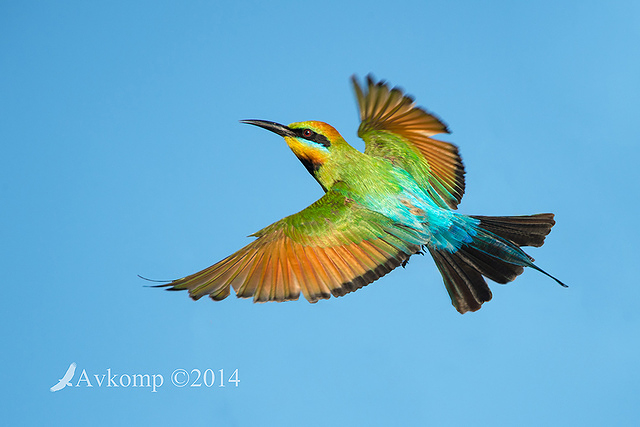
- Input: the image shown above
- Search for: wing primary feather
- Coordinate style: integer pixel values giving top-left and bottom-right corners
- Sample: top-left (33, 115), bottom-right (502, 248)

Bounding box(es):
top-left (304, 246), bottom-right (334, 296)
top-left (312, 247), bottom-right (345, 293)
top-left (282, 240), bottom-right (302, 301)
top-left (232, 248), bottom-right (267, 297)
top-left (255, 248), bottom-right (276, 302)
top-left (303, 247), bottom-right (325, 302)
top-left (284, 239), bottom-right (310, 302)
top-left (373, 87), bottom-right (401, 123)
top-left (189, 249), bottom-right (256, 299)
top-left (238, 251), bottom-right (268, 300)
top-left (271, 238), bottom-right (286, 301)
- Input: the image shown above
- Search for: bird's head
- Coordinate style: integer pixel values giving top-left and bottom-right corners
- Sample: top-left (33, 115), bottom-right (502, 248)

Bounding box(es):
top-left (241, 119), bottom-right (348, 189)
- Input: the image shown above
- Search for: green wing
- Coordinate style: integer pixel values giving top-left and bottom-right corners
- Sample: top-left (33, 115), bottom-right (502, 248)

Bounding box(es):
top-left (352, 75), bottom-right (465, 209)
top-left (159, 183), bottom-right (422, 303)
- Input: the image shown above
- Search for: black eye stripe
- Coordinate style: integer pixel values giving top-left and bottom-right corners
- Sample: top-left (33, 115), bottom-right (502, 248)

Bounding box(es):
top-left (294, 128), bottom-right (331, 148)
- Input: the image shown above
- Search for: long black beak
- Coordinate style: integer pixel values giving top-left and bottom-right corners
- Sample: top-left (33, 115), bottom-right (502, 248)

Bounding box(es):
top-left (240, 119), bottom-right (295, 137)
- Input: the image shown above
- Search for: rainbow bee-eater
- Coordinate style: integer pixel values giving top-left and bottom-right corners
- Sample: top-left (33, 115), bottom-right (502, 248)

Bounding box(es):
top-left (157, 75), bottom-right (565, 313)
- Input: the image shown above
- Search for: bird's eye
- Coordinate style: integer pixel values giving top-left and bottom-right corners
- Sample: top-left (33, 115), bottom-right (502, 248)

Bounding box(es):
top-left (303, 129), bottom-right (313, 138)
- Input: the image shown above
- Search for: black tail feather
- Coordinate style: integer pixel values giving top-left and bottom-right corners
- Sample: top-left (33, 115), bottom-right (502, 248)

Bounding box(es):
top-left (430, 213), bottom-right (562, 314)
top-left (470, 213), bottom-right (555, 247)
top-left (429, 248), bottom-right (491, 314)
top-left (456, 245), bottom-right (525, 284)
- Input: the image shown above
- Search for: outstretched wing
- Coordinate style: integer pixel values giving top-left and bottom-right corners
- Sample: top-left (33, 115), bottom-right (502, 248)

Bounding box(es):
top-left (158, 184), bottom-right (422, 303)
top-left (352, 75), bottom-right (465, 209)
top-left (50, 381), bottom-right (65, 392)
top-left (62, 363), bottom-right (76, 381)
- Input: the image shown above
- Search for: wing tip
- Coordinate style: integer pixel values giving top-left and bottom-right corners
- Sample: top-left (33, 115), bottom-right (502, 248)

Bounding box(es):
top-left (352, 74), bottom-right (451, 135)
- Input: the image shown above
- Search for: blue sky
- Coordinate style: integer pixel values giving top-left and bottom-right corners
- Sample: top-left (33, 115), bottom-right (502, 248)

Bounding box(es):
top-left (2, 1), bottom-right (639, 425)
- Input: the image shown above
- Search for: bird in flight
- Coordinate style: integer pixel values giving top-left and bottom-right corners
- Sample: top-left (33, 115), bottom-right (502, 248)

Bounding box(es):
top-left (50, 362), bottom-right (76, 392)
top-left (155, 75), bottom-right (565, 313)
